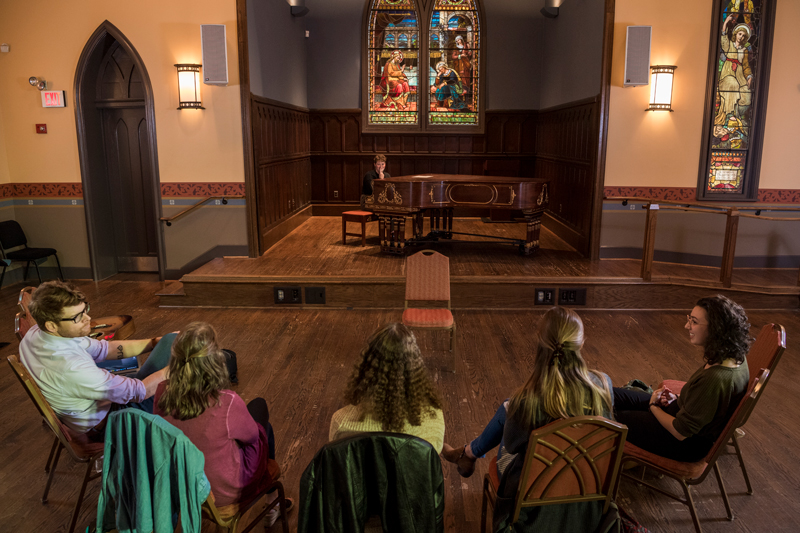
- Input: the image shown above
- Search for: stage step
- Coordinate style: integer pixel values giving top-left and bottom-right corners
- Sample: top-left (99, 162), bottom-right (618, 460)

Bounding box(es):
top-left (156, 281), bottom-right (185, 297)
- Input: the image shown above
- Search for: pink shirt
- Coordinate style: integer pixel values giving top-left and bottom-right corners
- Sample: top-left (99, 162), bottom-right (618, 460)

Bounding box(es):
top-left (153, 384), bottom-right (272, 507)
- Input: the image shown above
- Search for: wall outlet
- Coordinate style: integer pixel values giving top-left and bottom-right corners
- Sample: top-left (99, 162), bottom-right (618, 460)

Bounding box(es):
top-left (305, 286), bottom-right (326, 304)
top-left (274, 286), bottom-right (302, 304)
top-left (333, 190), bottom-right (339, 198)
top-left (534, 288), bottom-right (555, 305)
top-left (558, 288), bottom-right (587, 306)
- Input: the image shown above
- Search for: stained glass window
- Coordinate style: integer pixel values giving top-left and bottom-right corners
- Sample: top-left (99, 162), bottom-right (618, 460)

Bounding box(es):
top-left (365, 0), bottom-right (482, 129)
top-left (429, 0), bottom-right (480, 125)
top-left (699, 0), bottom-right (775, 198)
top-left (367, 0), bottom-right (420, 125)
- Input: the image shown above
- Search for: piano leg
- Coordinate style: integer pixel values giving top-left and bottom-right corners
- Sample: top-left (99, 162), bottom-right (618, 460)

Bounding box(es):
top-left (444, 208), bottom-right (454, 239)
top-left (521, 209), bottom-right (544, 255)
top-left (378, 214), bottom-right (406, 255)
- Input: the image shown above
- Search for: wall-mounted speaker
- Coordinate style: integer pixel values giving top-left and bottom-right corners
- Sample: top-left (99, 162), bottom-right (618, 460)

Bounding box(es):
top-left (624, 26), bottom-right (651, 87)
top-left (201, 24), bottom-right (228, 86)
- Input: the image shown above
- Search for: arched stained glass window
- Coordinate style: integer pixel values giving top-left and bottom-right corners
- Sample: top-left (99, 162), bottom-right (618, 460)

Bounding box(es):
top-left (364, 0), bottom-right (482, 131)
top-left (367, 0), bottom-right (420, 125)
top-left (429, 0), bottom-right (480, 125)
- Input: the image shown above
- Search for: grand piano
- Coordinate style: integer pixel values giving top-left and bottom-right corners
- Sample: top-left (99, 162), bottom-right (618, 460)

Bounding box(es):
top-left (365, 174), bottom-right (549, 255)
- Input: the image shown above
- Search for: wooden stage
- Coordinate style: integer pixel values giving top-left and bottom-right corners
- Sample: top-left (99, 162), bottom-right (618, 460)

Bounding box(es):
top-left (161, 216), bottom-right (800, 310)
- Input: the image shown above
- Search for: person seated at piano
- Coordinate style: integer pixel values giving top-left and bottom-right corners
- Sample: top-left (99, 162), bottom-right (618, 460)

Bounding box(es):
top-left (19, 280), bottom-right (175, 442)
top-left (329, 323), bottom-right (445, 452)
top-left (361, 154), bottom-right (390, 208)
top-left (613, 295), bottom-right (750, 462)
top-left (431, 61), bottom-right (467, 111)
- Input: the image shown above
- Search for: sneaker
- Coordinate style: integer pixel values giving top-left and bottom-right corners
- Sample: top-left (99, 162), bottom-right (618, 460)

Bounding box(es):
top-left (265, 497), bottom-right (294, 528)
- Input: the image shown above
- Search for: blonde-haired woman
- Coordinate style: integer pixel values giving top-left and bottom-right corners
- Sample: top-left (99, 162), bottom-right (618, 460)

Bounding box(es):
top-left (154, 322), bottom-right (289, 523)
top-left (329, 323), bottom-right (445, 452)
top-left (442, 306), bottom-right (613, 480)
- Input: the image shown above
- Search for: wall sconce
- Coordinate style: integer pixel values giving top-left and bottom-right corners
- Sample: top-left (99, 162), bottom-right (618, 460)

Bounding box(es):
top-left (647, 65), bottom-right (676, 112)
top-left (28, 76), bottom-right (47, 91)
top-left (174, 64), bottom-right (204, 110)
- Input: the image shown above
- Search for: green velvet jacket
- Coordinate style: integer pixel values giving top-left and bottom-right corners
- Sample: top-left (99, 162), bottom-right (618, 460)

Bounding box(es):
top-left (96, 409), bottom-right (211, 533)
top-left (298, 432), bottom-right (444, 533)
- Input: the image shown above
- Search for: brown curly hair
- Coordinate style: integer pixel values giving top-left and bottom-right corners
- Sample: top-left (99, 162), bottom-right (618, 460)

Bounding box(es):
top-left (156, 322), bottom-right (230, 420)
top-left (695, 295), bottom-right (752, 365)
top-left (343, 323), bottom-right (442, 432)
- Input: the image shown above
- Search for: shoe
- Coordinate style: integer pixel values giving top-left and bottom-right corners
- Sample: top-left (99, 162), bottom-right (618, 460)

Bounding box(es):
top-left (265, 497), bottom-right (294, 529)
top-left (441, 443), bottom-right (476, 478)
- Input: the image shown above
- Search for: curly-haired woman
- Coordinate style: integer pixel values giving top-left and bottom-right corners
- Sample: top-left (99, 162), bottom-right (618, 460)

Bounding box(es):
top-left (441, 306), bottom-right (612, 480)
top-left (329, 323), bottom-right (445, 452)
top-left (614, 295), bottom-right (752, 462)
top-left (154, 322), bottom-right (290, 523)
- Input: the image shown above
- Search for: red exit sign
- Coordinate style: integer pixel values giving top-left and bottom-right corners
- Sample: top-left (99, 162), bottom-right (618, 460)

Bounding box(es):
top-left (41, 91), bottom-right (66, 108)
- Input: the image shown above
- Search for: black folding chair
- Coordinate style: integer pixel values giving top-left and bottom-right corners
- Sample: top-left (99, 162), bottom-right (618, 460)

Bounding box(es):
top-left (0, 220), bottom-right (63, 287)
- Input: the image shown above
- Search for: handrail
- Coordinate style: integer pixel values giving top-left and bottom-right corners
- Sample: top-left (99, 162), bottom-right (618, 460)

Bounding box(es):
top-left (160, 195), bottom-right (245, 227)
top-left (603, 196), bottom-right (800, 288)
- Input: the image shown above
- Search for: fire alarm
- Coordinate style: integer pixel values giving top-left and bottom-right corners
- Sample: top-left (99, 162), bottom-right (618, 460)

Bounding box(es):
top-left (36, 124), bottom-right (47, 134)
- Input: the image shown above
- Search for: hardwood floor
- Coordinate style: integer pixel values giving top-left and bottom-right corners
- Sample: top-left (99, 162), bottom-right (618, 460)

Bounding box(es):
top-left (1, 279), bottom-right (798, 532)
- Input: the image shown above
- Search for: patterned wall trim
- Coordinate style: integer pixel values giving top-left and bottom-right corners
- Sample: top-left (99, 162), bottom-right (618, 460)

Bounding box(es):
top-left (604, 187), bottom-right (800, 204)
top-left (0, 182), bottom-right (246, 198)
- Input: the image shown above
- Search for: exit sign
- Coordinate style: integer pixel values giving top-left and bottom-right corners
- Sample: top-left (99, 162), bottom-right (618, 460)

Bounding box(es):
top-left (41, 91), bottom-right (66, 108)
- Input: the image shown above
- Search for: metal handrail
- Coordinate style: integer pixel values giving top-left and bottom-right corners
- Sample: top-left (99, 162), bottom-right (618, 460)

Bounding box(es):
top-left (160, 195), bottom-right (245, 227)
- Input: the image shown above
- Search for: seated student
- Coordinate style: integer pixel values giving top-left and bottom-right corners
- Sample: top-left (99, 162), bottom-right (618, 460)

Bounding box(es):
top-left (154, 322), bottom-right (290, 524)
top-left (20, 280), bottom-right (174, 441)
top-left (329, 323), bottom-right (445, 452)
top-left (614, 295), bottom-right (750, 462)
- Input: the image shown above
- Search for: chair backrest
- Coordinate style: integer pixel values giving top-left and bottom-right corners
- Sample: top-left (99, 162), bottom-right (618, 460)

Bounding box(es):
top-left (18, 286), bottom-right (35, 315)
top-left (6, 355), bottom-right (89, 460)
top-left (0, 219), bottom-right (28, 250)
top-left (512, 416), bottom-right (628, 524)
top-left (298, 432), bottom-right (445, 533)
top-left (15, 287), bottom-right (37, 341)
top-left (703, 368), bottom-right (770, 467)
top-left (744, 323), bottom-right (785, 393)
top-left (405, 250), bottom-right (451, 302)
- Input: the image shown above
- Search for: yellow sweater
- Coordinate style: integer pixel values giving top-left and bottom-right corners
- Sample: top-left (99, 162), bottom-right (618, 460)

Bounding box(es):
top-left (329, 404), bottom-right (445, 453)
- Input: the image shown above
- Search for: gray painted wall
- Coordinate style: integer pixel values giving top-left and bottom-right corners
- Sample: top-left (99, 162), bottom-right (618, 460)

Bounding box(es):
top-left (249, 0), bottom-right (309, 107)
top-left (538, 0), bottom-right (604, 109)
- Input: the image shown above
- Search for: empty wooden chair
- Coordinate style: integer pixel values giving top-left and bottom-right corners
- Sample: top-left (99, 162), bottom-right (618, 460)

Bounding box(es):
top-left (7, 355), bottom-right (104, 533)
top-left (402, 249), bottom-right (456, 371)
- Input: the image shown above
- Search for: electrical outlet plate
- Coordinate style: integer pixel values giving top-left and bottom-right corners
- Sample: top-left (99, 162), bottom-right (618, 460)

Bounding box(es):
top-left (558, 288), bottom-right (587, 306)
top-left (305, 286), bottom-right (326, 304)
top-left (274, 286), bottom-right (302, 304)
top-left (534, 288), bottom-right (555, 306)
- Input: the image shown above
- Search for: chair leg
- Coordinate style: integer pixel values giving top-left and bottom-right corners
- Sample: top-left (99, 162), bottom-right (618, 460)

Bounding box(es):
top-left (67, 461), bottom-right (95, 533)
top-left (33, 260), bottom-right (42, 284)
top-left (712, 462), bottom-right (734, 520)
top-left (730, 432), bottom-right (753, 494)
top-left (342, 218), bottom-right (347, 245)
top-left (54, 254), bottom-right (64, 281)
top-left (23, 261), bottom-right (30, 282)
top-left (681, 482), bottom-right (704, 533)
top-left (0, 263), bottom-right (6, 288)
top-left (449, 324), bottom-right (457, 373)
top-left (42, 440), bottom-right (63, 503)
top-left (44, 436), bottom-right (59, 473)
top-left (481, 476), bottom-right (489, 533)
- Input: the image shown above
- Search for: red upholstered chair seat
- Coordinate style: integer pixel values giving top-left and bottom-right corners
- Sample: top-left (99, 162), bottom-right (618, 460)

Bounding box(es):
top-left (343, 210), bottom-right (373, 217)
top-left (402, 308), bottom-right (454, 328)
top-left (623, 442), bottom-right (707, 479)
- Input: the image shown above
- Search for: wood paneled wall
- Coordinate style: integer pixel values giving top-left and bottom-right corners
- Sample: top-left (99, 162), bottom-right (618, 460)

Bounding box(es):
top-left (251, 96), bottom-right (312, 251)
top-left (535, 97), bottom-right (599, 255)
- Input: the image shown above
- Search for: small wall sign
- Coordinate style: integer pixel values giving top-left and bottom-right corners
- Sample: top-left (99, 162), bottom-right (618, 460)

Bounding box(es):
top-left (41, 91), bottom-right (66, 108)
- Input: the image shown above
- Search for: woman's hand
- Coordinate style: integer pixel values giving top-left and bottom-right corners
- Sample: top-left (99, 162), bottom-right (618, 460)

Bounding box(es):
top-left (650, 387), bottom-right (664, 406)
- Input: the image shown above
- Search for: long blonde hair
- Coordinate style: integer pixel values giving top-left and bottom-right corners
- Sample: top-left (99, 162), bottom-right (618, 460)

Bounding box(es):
top-left (343, 323), bottom-right (442, 432)
top-left (507, 307), bottom-right (611, 426)
top-left (156, 322), bottom-right (230, 420)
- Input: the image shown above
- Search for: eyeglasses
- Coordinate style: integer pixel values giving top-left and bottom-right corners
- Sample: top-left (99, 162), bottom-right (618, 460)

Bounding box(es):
top-left (60, 303), bottom-right (90, 324)
top-left (686, 314), bottom-right (707, 326)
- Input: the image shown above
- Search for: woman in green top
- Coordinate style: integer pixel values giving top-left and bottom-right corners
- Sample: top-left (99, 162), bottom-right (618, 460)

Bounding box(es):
top-left (614, 295), bottom-right (752, 461)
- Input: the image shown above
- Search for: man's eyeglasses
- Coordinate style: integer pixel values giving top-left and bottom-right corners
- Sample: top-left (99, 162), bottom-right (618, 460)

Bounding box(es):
top-left (60, 303), bottom-right (90, 324)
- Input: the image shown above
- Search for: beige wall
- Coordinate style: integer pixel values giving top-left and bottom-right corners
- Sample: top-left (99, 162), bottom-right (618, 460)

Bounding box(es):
top-left (0, 101), bottom-right (10, 184)
top-left (606, 0), bottom-right (797, 190)
top-left (0, 0), bottom-right (244, 186)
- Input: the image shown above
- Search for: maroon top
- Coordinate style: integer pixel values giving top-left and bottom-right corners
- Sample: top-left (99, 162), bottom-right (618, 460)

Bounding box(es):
top-left (154, 383), bottom-right (272, 507)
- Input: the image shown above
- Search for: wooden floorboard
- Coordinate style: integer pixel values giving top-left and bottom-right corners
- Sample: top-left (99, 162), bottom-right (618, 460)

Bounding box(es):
top-left (1, 280), bottom-right (798, 532)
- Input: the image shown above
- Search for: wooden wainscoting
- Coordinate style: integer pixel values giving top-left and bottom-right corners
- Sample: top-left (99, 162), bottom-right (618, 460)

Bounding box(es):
top-left (535, 97), bottom-right (600, 256)
top-left (251, 96), bottom-right (312, 252)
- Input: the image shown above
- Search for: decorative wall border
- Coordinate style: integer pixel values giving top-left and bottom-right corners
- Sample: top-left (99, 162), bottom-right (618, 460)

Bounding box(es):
top-left (604, 187), bottom-right (800, 204)
top-left (0, 182), bottom-right (246, 198)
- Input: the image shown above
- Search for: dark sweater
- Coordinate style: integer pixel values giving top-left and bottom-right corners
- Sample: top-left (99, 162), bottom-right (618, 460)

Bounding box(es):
top-left (673, 361), bottom-right (749, 441)
top-left (362, 169), bottom-right (390, 195)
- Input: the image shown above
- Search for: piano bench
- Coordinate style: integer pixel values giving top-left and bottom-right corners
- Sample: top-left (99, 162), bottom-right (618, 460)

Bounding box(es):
top-left (342, 211), bottom-right (377, 247)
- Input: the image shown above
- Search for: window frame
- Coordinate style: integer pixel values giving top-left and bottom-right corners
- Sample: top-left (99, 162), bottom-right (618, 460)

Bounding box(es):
top-left (361, 0), bottom-right (486, 134)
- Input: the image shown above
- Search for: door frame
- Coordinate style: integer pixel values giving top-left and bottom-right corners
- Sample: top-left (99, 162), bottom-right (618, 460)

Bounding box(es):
top-left (74, 20), bottom-right (166, 280)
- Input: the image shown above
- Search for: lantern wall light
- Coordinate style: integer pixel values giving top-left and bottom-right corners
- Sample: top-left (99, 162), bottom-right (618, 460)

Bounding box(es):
top-left (647, 65), bottom-right (676, 112)
top-left (175, 64), bottom-right (204, 110)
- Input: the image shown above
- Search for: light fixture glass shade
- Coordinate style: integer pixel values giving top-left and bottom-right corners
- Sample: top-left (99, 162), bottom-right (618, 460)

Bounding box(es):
top-left (175, 64), bottom-right (204, 109)
top-left (648, 65), bottom-right (676, 111)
